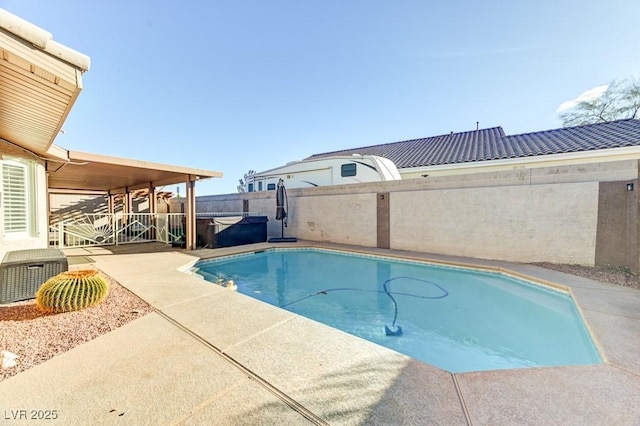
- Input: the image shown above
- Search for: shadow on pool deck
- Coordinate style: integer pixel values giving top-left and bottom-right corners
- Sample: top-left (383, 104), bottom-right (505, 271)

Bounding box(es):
top-left (2, 240), bottom-right (639, 425)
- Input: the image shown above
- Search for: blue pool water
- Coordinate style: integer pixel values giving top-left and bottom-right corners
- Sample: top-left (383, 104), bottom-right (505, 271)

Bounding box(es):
top-left (194, 248), bottom-right (602, 373)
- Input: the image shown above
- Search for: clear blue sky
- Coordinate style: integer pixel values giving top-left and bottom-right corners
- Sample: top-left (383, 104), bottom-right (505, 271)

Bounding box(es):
top-left (4, 1), bottom-right (639, 195)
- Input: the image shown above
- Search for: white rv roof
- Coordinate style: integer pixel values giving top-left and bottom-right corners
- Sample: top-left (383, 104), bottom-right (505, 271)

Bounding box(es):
top-left (254, 154), bottom-right (388, 176)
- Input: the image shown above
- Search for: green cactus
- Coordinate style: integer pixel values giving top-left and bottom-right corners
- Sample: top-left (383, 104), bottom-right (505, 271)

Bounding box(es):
top-left (36, 270), bottom-right (109, 313)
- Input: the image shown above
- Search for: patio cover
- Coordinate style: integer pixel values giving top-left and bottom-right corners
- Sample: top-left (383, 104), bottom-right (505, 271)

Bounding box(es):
top-left (46, 149), bottom-right (222, 192)
top-left (46, 149), bottom-right (223, 250)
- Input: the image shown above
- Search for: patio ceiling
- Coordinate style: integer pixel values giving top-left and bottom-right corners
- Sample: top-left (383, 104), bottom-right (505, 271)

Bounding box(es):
top-left (0, 9), bottom-right (90, 155)
top-left (46, 150), bottom-right (223, 193)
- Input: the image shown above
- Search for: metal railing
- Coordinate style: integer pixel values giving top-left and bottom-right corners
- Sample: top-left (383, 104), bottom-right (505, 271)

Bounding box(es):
top-left (49, 213), bottom-right (186, 248)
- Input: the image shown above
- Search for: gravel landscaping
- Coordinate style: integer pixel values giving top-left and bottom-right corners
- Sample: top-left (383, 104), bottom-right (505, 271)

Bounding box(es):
top-left (1, 261), bottom-right (638, 382)
top-left (0, 269), bottom-right (153, 382)
top-left (532, 262), bottom-right (640, 290)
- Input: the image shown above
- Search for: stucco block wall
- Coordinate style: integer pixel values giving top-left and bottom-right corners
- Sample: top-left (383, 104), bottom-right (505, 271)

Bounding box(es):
top-left (390, 182), bottom-right (600, 265)
top-left (289, 193), bottom-right (377, 246)
top-left (246, 196), bottom-right (281, 237)
top-left (194, 194), bottom-right (245, 215)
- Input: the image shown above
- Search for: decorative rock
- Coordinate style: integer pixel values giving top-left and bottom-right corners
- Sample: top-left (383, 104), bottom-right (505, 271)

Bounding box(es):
top-left (1, 351), bottom-right (18, 369)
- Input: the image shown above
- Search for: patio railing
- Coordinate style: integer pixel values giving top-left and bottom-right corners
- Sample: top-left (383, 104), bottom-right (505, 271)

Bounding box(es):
top-left (49, 213), bottom-right (186, 249)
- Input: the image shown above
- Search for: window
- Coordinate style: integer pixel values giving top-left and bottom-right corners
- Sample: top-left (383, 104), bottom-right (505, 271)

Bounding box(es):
top-left (3, 160), bottom-right (30, 235)
top-left (267, 183), bottom-right (276, 191)
top-left (248, 183), bottom-right (254, 192)
top-left (258, 181), bottom-right (263, 191)
top-left (341, 163), bottom-right (357, 177)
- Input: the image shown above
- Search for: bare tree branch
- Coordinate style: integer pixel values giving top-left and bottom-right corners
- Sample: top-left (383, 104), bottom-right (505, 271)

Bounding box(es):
top-left (559, 76), bottom-right (640, 127)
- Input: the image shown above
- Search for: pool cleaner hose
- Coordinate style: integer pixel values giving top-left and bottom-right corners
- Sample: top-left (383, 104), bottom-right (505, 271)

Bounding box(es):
top-left (281, 277), bottom-right (448, 338)
top-left (383, 277), bottom-right (448, 337)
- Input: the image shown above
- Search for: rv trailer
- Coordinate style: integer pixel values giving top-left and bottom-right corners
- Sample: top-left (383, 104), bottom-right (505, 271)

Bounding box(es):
top-left (246, 155), bottom-right (401, 192)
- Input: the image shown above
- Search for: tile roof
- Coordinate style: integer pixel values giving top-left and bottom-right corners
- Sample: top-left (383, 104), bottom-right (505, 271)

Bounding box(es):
top-left (305, 119), bottom-right (640, 169)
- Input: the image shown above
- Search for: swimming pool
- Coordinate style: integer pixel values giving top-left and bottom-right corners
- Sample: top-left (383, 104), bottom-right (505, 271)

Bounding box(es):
top-left (194, 248), bottom-right (602, 373)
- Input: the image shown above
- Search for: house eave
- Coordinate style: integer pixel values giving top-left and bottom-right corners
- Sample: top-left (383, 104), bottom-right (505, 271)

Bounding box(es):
top-left (0, 8), bottom-right (89, 155)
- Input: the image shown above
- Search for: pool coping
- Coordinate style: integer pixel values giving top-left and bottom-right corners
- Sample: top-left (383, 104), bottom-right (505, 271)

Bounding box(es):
top-left (1, 241), bottom-right (638, 424)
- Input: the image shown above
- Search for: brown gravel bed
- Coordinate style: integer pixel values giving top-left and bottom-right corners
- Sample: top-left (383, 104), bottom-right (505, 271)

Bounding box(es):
top-left (532, 262), bottom-right (640, 290)
top-left (0, 270), bottom-right (153, 382)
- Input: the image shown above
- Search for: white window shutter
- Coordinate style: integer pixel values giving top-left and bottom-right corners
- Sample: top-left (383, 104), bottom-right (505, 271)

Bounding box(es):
top-left (3, 162), bottom-right (28, 233)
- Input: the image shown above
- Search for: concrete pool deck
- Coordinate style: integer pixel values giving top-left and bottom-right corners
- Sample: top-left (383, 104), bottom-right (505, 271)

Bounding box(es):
top-left (1, 241), bottom-right (639, 424)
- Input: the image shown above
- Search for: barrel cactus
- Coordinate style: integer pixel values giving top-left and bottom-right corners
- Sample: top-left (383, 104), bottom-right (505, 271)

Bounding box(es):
top-left (36, 270), bottom-right (109, 313)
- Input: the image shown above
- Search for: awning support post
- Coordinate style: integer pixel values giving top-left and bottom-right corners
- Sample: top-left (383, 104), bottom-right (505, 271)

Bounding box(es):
top-left (185, 176), bottom-right (196, 250)
top-left (148, 182), bottom-right (157, 241)
top-left (107, 191), bottom-right (115, 215)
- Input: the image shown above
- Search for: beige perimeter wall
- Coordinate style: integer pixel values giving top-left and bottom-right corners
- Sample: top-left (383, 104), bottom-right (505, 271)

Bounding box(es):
top-left (180, 159), bottom-right (640, 270)
top-left (390, 182), bottom-right (599, 264)
top-left (290, 193), bottom-right (378, 246)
